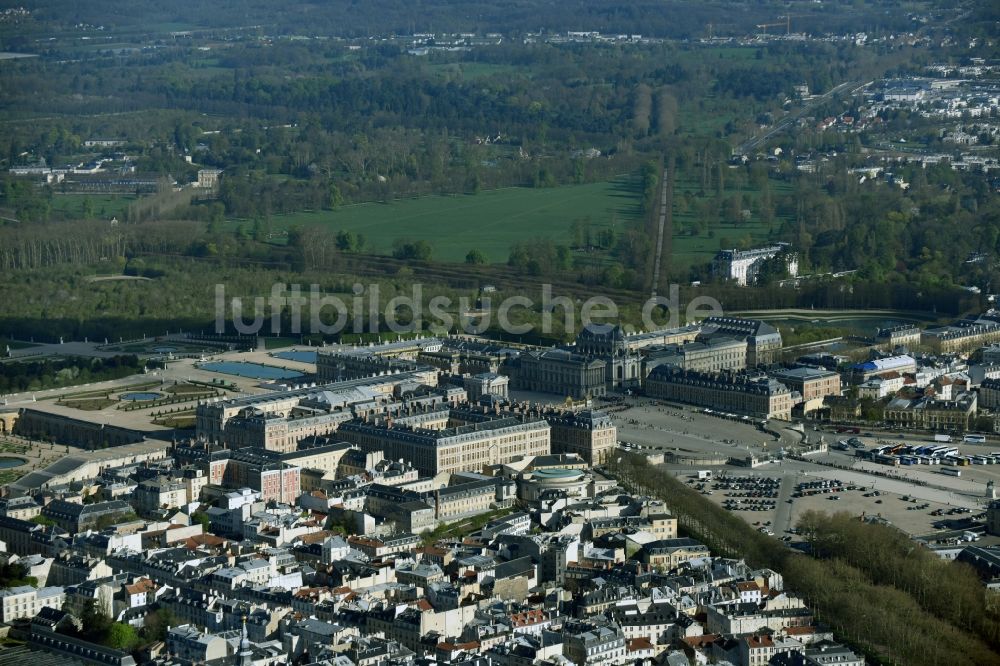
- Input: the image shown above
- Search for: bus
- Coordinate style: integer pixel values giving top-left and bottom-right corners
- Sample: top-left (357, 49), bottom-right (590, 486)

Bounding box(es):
top-left (873, 454), bottom-right (899, 466)
top-left (940, 467), bottom-right (962, 477)
top-left (964, 434), bottom-right (987, 444)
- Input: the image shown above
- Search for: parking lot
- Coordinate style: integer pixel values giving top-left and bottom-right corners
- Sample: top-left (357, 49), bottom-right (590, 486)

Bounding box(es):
top-left (602, 395), bottom-right (993, 539)
top-left (715, 474), bottom-right (780, 519)
top-left (607, 398), bottom-right (787, 461)
top-left (666, 450), bottom-right (993, 540)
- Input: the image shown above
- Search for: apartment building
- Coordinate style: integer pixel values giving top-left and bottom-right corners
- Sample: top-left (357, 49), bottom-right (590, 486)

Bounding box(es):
top-left (980, 378), bottom-right (1000, 410)
top-left (644, 337), bottom-right (748, 374)
top-left (510, 349), bottom-right (608, 399)
top-left (712, 244), bottom-right (798, 286)
top-left (451, 404), bottom-right (617, 465)
top-left (195, 372), bottom-right (431, 444)
top-left (316, 338), bottom-right (443, 379)
top-left (699, 317), bottom-right (783, 367)
top-left (0, 495), bottom-right (41, 521)
top-left (210, 448), bottom-right (302, 504)
top-left (771, 367), bottom-right (842, 413)
top-left (561, 621), bottom-right (627, 666)
top-left (922, 320), bottom-right (1000, 354)
top-left (639, 538), bottom-right (711, 569)
top-left (41, 499), bottom-right (134, 534)
top-left (645, 367), bottom-right (797, 420)
top-left (0, 585), bottom-right (66, 622)
top-left (134, 477), bottom-right (189, 514)
top-left (884, 392), bottom-right (978, 431)
top-left (874, 325), bottom-right (921, 349)
top-left (337, 415), bottom-right (551, 476)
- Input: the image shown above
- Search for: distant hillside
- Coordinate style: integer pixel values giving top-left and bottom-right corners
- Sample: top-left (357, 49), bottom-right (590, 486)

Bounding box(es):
top-left (3, 1), bottom-right (923, 42)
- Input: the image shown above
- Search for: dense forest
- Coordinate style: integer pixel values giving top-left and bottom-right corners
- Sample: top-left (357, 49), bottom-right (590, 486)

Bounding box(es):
top-left (0, 355), bottom-right (144, 392)
top-left (0, 0), bottom-right (995, 337)
top-left (0, 0), bottom-right (936, 45)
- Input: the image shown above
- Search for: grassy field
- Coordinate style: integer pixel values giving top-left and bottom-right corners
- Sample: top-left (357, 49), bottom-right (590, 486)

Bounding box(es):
top-left (60, 397), bottom-right (117, 411)
top-left (678, 104), bottom-right (731, 136)
top-left (671, 220), bottom-right (773, 264)
top-left (153, 411), bottom-right (196, 429)
top-left (50, 193), bottom-right (136, 220)
top-left (667, 166), bottom-right (788, 271)
top-left (426, 62), bottom-right (522, 80)
top-left (262, 179), bottom-right (642, 263)
top-left (236, 162), bottom-right (787, 270)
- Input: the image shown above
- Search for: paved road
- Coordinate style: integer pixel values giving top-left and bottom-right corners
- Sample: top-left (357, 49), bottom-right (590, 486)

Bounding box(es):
top-left (772, 474), bottom-right (795, 534)
top-left (649, 159), bottom-right (672, 299)
top-left (807, 467), bottom-right (982, 509)
top-left (733, 80), bottom-right (865, 155)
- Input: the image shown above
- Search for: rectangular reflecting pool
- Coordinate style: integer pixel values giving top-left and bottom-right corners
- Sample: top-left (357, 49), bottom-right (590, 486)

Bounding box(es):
top-left (271, 350), bottom-right (318, 363)
top-left (198, 361), bottom-right (305, 380)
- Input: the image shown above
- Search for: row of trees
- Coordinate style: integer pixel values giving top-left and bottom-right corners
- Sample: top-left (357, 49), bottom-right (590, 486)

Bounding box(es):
top-left (0, 355), bottom-right (143, 393)
top-left (798, 509), bottom-right (1000, 647)
top-left (0, 561), bottom-right (37, 587)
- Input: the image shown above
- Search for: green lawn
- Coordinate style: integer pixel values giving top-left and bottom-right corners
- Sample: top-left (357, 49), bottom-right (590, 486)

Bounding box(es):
top-left (671, 220), bottom-right (773, 263)
top-left (261, 179), bottom-right (642, 263)
top-left (426, 62), bottom-right (522, 80)
top-left (679, 106), bottom-right (731, 136)
top-left (60, 398), bottom-right (117, 411)
top-left (50, 193), bottom-right (136, 220)
top-left (701, 46), bottom-right (762, 61)
top-left (235, 167), bottom-right (784, 269)
top-left (668, 167), bottom-right (788, 270)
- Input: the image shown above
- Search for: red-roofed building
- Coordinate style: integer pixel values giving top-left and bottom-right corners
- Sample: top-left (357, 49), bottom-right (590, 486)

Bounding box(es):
top-left (744, 634), bottom-right (775, 666)
top-left (435, 640), bottom-right (480, 662)
top-left (741, 633), bottom-right (805, 666)
top-left (735, 580), bottom-right (763, 604)
top-left (682, 634), bottom-right (718, 649)
top-left (509, 608), bottom-right (555, 634)
top-left (183, 532), bottom-right (229, 552)
top-left (783, 625), bottom-right (821, 641)
top-left (291, 587), bottom-right (334, 615)
top-left (627, 637), bottom-right (656, 660)
top-left (122, 578), bottom-right (158, 609)
top-left (414, 545), bottom-right (453, 568)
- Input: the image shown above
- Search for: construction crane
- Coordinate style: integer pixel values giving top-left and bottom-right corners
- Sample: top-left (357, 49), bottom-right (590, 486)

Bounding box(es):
top-left (755, 21), bottom-right (785, 38)
top-left (756, 15), bottom-right (795, 37)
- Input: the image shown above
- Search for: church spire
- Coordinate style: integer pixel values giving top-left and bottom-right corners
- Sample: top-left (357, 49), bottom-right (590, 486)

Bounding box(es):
top-left (238, 614), bottom-right (252, 665)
